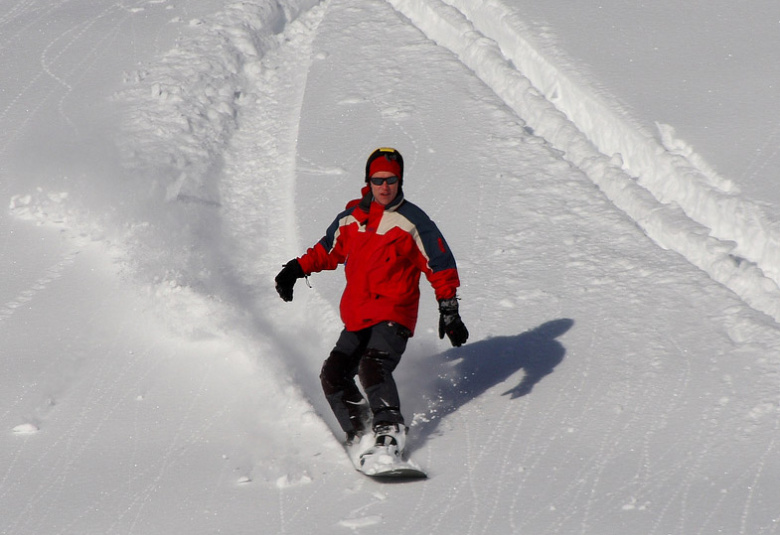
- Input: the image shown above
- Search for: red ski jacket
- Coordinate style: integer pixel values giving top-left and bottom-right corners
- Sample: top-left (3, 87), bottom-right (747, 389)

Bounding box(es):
top-left (297, 188), bottom-right (460, 334)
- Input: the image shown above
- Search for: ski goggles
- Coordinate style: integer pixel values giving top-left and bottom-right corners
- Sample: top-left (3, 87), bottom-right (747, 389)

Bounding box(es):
top-left (369, 175), bottom-right (400, 186)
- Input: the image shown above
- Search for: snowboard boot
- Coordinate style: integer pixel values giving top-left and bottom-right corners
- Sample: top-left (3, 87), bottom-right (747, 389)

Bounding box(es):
top-left (371, 423), bottom-right (408, 458)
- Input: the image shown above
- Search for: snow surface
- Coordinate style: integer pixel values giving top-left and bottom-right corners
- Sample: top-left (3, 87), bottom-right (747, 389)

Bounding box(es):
top-left (2, 0), bottom-right (780, 533)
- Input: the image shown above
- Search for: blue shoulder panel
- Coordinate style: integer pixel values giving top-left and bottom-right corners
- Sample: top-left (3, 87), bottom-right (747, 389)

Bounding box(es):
top-left (396, 201), bottom-right (457, 272)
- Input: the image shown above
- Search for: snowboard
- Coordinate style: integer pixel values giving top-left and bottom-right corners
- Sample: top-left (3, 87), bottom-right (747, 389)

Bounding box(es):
top-left (346, 433), bottom-right (427, 480)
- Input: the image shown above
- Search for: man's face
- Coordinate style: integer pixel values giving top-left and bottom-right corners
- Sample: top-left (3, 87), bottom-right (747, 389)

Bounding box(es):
top-left (369, 171), bottom-right (400, 206)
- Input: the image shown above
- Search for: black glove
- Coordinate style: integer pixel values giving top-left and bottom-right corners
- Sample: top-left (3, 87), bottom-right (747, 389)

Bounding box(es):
top-left (438, 297), bottom-right (469, 347)
top-left (275, 259), bottom-right (305, 302)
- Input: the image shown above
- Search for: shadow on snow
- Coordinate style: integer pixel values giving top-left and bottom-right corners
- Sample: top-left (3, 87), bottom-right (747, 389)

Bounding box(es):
top-left (406, 318), bottom-right (574, 453)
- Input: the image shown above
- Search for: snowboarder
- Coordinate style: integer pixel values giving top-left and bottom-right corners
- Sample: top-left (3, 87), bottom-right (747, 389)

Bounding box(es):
top-left (274, 147), bottom-right (468, 464)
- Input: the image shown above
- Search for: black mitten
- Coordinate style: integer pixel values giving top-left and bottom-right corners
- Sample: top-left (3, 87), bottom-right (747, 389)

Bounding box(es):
top-left (275, 259), bottom-right (305, 302)
top-left (438, 297), bottom-right (469, 347)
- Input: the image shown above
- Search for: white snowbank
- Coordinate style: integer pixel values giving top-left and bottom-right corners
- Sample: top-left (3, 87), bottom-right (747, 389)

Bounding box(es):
top-left (389, 0), bottom-right (780, 322)
top-left (115, 0), bottom-right (318, 201)
top-left (103, 0), bottom-right (319, 288)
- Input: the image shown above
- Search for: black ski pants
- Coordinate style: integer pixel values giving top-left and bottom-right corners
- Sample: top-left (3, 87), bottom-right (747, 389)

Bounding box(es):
top-left (320, 321), bottom-right (411, 433)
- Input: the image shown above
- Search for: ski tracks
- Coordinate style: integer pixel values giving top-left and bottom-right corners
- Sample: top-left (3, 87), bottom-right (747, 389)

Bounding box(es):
top-left (0, 248), bottom-right (79, 326)
top-left (0, 0), bottom-right (152, 157)
top-left (0, 246), bottom-right (164, 534)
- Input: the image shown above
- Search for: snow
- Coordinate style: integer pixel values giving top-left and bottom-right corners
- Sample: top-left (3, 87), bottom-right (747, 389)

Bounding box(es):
top-left (2, 0), bottom-right (780, 533)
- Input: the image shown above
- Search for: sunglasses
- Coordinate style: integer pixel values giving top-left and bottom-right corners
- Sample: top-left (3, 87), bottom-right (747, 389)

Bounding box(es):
top-left (369, 175), bottom-right (399, 186)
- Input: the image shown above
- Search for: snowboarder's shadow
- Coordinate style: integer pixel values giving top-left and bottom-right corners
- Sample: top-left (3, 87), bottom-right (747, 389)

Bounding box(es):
top-left (406, 318), bottom-right (573, 452)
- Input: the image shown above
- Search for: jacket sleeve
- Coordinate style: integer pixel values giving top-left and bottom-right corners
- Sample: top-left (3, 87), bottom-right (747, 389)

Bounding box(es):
top-left (409, 209), bottom-right (460, 301)
top-left (297, 211), bottom-right (350, 275)
top-left (421, 237), bottom-right (460, 300)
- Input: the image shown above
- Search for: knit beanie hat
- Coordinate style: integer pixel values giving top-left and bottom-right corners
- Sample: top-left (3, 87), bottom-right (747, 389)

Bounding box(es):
top-left (365, 147), bottom-right (404, 184)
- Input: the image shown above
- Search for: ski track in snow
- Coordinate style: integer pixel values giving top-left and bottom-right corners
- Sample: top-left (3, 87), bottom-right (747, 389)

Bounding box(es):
top-left (0, 0), bottom-right (151, 158)
top-left (0, 249), bottom-right (79, 325)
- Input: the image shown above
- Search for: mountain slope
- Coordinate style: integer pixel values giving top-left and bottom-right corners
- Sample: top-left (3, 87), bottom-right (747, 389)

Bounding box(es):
top-left (1, 0), bottom-right (779, 534)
